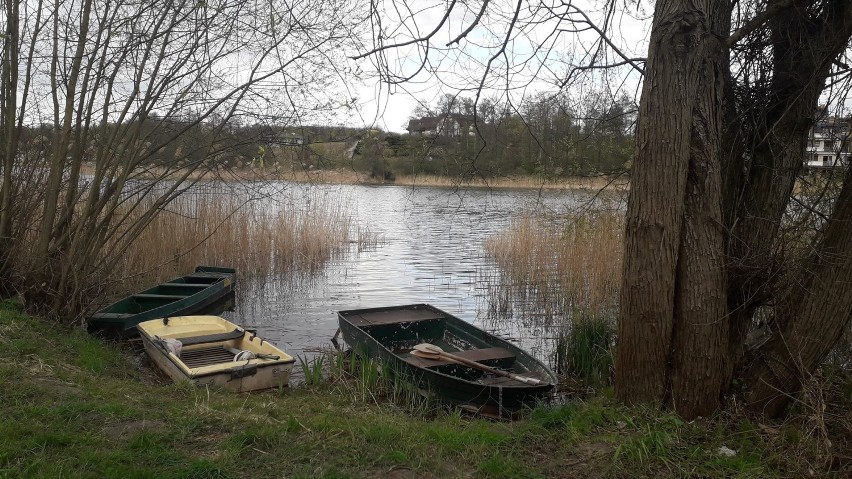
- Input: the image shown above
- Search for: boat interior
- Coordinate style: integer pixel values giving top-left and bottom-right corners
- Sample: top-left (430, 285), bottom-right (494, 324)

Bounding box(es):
top-left (97, 277), bottom-right (224, 316)
top-left (141, 316), bottom-right (292, 372)
top-left (168, 274), bottom-right (228, 285)
top-left (344, 307), bottom-right (538, 384)
top-left (173, 336), bottom-right (290, 372)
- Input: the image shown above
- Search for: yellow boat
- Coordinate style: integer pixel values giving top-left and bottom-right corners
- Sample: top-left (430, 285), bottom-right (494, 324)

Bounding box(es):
top-left (137, 316), bottom-right (295, 392)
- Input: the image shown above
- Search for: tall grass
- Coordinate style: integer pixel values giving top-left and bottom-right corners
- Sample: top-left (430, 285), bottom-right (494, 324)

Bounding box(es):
top-left (484, 210), bottom-right (623, 321)
top-left (394, 173), bottom-right (627, 191)
top-left (113, 190), bottom-right (352, 290)
top-left (320, 349), bottom-right (435, 413)
top-left (484, 210), bottom-right (623, 384)
top-left (555, 313), bottom-right (616, 385)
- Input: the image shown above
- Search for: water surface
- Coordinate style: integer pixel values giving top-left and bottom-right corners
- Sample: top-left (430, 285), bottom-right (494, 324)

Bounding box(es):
top-left (221, 182), bottom-right (616, 366)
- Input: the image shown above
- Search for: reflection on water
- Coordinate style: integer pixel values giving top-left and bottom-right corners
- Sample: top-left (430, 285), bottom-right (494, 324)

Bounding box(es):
top-left (218, 182), bottom-right (620, 367)
top-left (196, 292), bottom-right (237, 316)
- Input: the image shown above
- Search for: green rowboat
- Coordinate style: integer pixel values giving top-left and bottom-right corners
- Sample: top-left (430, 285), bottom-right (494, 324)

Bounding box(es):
top-left (87, 266), bottom-right (236, 338)
top-left (337, 304), bottom-right (557, 413)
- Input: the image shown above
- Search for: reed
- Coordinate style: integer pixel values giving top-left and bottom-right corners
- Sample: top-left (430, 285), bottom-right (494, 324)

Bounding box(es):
top-left (354, 224), bottom-right (384, 252)
top-left (393, 173), bottom-right (627, 191)
top-left (484, 210), bottom-right (623, 322)
top-left (232, 163), bottom-right (629, 191)
top-left (484, 210), bottom-right (623, 383)
top-left (554, 313), bottom-right (616, 385)
top-left (113, 190), bottom-right (352, 290)
top-left (318, 350), bottom-right (435, 413)
top-left (297, 354), bottom-right (327, 386)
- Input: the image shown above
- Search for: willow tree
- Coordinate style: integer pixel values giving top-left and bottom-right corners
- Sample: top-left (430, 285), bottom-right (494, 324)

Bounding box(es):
top-left (0, 0), bottom-right (363, 318)
top-left (356, 0), bottom-right (852, 418)
top-left (617, 0), bottom-right (852, 418)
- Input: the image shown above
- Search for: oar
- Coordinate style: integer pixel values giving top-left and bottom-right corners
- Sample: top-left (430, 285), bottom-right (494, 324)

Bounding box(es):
top-left (256, 353), bottom-right (280, 360)
top-left (411, 343), bottom-right (544, 386)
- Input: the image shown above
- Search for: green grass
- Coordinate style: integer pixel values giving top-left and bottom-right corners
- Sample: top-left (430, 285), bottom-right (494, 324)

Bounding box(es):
top-left (554, 313), bottom-right (615, 386)
top-left (0, 300), bottom-right (845, 478)
top-left (298, 354), bottom-right (326, 385)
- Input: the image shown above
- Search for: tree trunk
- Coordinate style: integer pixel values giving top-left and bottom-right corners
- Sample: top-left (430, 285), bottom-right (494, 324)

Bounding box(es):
top-left (616, 0), bottom-right (729, 418)
top-left (0, 0), bottom-right (19, 249)
top-left (668, 43), bottom-right (728, 415)
top-left (37, 0), bottom-right (94, 260)
top-left (619, 0), bottom-right (852, 419)
top-left (742, 164), bottom-right (852, 416)
top-left (724, 0), bottom-right (852, 379)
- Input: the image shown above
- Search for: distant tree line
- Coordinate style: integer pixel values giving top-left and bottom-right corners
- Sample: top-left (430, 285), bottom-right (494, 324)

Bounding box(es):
top-left (355, 92), bottom-right (636, 180)
top-left (13, 92), bottom-right (633, 185)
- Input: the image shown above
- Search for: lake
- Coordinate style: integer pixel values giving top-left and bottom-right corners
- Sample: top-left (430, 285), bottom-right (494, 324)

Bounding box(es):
top-left (219, 181), bottom-right (619, 368)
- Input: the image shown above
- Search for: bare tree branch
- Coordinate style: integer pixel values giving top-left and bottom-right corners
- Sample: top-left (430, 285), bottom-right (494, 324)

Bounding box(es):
top-left (727, 0), bottom-right (803, 46)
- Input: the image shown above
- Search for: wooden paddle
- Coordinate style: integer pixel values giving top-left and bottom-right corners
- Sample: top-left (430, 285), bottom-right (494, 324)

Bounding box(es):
top-left (411, 343), bottom-right (544, 386)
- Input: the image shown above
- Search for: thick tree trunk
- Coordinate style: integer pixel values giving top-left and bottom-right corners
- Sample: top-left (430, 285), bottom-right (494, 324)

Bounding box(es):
top-left (743, 164), bottom-right (852, 416)
top-left (614, 0), bottom-right (852, 420)
top-left (616, 0), bottom-right (729, 418)
top-left (668, 48), bottom-right (728, 415)
top-left (725, 0), bottom-right (852, 379)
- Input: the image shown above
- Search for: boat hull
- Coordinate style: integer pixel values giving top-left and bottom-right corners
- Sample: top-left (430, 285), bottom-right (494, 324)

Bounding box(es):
top-left (338, 304), bottom-right (556, 412)
top-left (138, 315), bottom-right (295, 392)
top-left (87, 266), bottom-right (236, 338)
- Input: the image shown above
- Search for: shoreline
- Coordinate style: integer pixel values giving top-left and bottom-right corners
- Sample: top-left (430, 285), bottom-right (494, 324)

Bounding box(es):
top-left (1, 301), bottom-right (843, 478)
top-left (83, 162), bottom-right (629, 191)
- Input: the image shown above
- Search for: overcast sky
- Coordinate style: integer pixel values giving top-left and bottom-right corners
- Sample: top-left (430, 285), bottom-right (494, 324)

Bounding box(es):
top-left (340, 0), bottom-right (653, 133)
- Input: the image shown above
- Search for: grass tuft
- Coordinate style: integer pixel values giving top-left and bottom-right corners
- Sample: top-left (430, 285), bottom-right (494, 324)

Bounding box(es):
top-left (298, 354), bottom-right (326, 386)
top-left (554, 313), bottom-right (616, 386)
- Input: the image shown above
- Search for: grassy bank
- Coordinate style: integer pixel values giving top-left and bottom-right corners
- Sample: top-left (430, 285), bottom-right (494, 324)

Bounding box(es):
top-left (1, 302), bottom-right (847, 478)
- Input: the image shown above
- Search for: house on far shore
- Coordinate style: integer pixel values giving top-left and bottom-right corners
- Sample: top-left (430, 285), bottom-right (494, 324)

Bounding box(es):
top-left (406, 113), bottom-right (476, 137)
top-left (805, 113), bottom-right (851, 169)
top-left (274, 131), bottom-right (305, 146)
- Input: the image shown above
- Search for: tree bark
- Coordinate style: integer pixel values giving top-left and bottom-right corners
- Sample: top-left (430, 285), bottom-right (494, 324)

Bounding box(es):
top-left (0, 0), bottom-right (19, 248)
top-left (743, 163), bottom-right (852, 416)
top-left (725, 0), bottom-right (852, 379)
top-left (668, 36), bottom-right (729, 416)
top-left (616, 0), bottom-right (729, 418)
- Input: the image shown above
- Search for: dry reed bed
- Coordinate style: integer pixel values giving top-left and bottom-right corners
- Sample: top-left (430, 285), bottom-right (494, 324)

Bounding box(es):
top-left (483, 210), bottom-right (624, 324)
top-left (394, 173), bottom-right (628, 191)
top-left (181, 165), bottom-right (629, 191)
top-left (91, 161), bottom-right (630, 191)
top-left (116, 191), bottom-right (352, 287)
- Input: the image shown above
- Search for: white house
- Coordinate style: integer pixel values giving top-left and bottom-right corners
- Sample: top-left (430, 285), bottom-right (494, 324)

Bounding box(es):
top-left (805, 115), bottom-right (851, 169)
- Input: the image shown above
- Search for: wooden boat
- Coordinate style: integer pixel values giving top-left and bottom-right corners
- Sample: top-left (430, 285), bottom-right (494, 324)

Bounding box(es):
top-left (337, 304), bottom-right (557, 413)
top-left (137, 315), bottom-right (295, 392)
top-left (87, 266), bottom-right (236, 337)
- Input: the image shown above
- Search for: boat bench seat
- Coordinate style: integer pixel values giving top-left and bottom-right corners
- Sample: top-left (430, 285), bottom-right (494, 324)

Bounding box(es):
top-left (160, 283), bottom-right (210, 289)
top-left (133, 294), bottom-right (187, 300)
top-left (347, 309), bottom-right (444, 328)
top-left (184, 274), bottom-right (228, 281)
top-left (174, 328), bottom-right (246, 347)
top-left (403, 347), bottom-right (516, 369)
